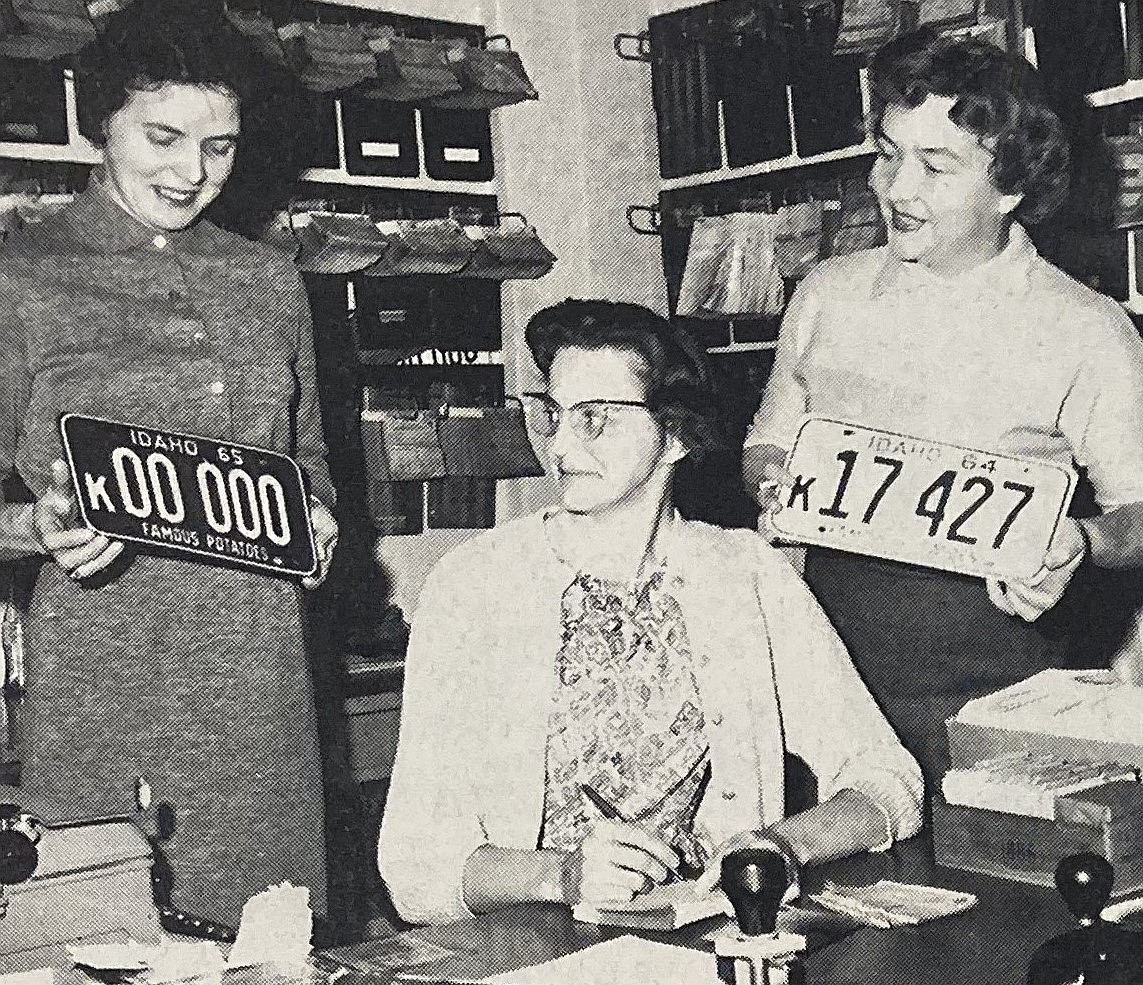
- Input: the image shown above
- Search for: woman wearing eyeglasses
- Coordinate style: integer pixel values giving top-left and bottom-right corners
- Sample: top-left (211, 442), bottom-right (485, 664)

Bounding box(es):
top-left (377, 300), bottom-right (922, 925)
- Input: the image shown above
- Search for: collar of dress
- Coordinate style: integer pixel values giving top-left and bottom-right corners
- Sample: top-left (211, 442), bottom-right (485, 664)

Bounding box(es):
top-left (62, 170), bottom-right (223, 255)
top-left (540, 505), bottom-right (684, 587)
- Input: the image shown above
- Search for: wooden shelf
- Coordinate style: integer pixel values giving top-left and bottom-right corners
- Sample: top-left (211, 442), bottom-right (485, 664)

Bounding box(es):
top-left (660, 141), bottom-right (877, 192)
top-left (0, 70), bottom-right (496, 197)
top-left (659, 67), bottom-right (874, 192)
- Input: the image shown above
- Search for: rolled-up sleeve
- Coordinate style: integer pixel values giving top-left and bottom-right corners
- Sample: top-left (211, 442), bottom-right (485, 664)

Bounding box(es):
top-left (1062, 302), bottom-right (1143, 509)
top-left (758, 544), bottom-right (924, 844)
top-left (377, 560), bottom-right (488, 924)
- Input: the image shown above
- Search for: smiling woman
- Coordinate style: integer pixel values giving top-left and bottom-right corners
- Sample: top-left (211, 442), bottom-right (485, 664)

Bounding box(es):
top-left (99, 85), bottom-right (240, 232)
top-left (0, 1), bottom-right (343, 933)
top-left (743, 28), bottom-right (1143, 787)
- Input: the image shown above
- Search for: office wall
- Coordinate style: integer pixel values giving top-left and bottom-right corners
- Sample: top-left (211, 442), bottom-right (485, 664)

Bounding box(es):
top-left (373, 0), bottom-right (667, 612)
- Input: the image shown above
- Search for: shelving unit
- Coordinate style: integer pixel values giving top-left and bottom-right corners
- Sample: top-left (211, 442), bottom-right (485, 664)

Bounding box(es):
top-left (660, 69), bottom-right (875, 192)
top-left (0, 70), bottom-right (499, 196)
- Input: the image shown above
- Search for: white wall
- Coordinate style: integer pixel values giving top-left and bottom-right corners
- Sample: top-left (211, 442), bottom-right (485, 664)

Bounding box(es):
top-left (374, 0), bottom-right (668, 612)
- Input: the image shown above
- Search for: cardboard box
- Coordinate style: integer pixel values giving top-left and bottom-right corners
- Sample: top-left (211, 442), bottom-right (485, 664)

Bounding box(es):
top-left (933, 782), bottom-right (1143, 897)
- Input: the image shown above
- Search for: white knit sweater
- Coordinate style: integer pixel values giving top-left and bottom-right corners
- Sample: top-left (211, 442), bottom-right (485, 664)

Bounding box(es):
top-left (378, 510), bottom-right (923, 924)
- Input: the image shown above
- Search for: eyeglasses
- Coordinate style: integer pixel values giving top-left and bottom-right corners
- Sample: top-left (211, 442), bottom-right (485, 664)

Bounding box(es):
top-left (520, 392), bottom-right (653, 442)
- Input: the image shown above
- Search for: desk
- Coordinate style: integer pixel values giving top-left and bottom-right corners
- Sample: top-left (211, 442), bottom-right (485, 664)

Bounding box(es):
top-left (372, 837), bottom-right (1075, 985)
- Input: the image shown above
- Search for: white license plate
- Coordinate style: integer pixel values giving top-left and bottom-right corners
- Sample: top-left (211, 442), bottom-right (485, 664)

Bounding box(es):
top-left (770, 418), bottom-right (1076, 579)
top-left (60, 414), bottom-right (317, 578)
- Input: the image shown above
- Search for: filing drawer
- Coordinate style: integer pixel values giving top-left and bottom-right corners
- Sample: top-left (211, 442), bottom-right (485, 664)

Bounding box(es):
top-left (420, 107), bottom-right (494, 182)
top-left (2, 60), bottom-right (67, 144)
top-left (342, 96), bottom-right (420, 178)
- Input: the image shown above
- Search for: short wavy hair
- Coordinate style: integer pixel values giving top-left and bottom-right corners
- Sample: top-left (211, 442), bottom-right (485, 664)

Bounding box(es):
top-left (525, 299), bottom-right (723, 457)
top-left (71, 0), bottom-right (313, 235)
top-left (869, 28), bottom-right (1070, 226)
top-left (74, 2), bottom-right (266, 143)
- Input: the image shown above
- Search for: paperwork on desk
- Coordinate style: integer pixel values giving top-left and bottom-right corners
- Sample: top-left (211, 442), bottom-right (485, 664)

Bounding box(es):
top-left (64, 882), bottom-right (312, 982)
top-left (0, 971), bottom-right (54, 985)
top-left (944, 669), bottom-right (1143, 817)
top-left (572, 882), bottom-right (732, 930)
top-left (808, 881), bottom-right (977, 929)
top-left (67, 939), bottom-right (226, 982)
top-left (482, 936), bottom-right (722, 985)
top-left (227, 882), bottom-right (312, 970)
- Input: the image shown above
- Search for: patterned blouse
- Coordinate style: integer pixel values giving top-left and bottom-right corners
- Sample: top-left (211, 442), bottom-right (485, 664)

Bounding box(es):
top-left (541, 568), bottom-right (711, 870)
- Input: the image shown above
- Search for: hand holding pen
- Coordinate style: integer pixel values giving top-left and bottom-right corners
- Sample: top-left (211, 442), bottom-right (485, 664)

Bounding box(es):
top-left (559, 783), bottom-right (683, 907)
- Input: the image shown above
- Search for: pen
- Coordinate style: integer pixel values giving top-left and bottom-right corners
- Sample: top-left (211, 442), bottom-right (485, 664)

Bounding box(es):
top-left (579, 783), bottom-right (626, 822)
top-left (579, 783), bottom-right (688, 884)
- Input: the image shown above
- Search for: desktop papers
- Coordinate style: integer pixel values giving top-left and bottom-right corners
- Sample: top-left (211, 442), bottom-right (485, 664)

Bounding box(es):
top-left (482, 936), bottom-right (722, 985)
top-left (571, 882), bottom-right (732, 929)
top-left (227, 882), bottom-right (312, 971)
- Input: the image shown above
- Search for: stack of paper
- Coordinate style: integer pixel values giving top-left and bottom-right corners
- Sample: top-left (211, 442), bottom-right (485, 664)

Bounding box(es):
top-left (954, 670), bottom-right (1141, 750)
top-left (482, 936), bottom-right (722, 985)
top-left (571, 882), bottom-right (731, 930)
top-left (809, 881), bottom-right (976, 928)
top-left (943, 751), bottom-right (1139, 819)
top-left (227, 882), bottom-right (312, 972)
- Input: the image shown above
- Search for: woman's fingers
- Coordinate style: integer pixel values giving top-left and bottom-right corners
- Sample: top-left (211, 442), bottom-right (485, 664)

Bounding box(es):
top-left (70, 540), bottom-right (125, 580)
top-left (605, 843), bottom-right (673, 885)
top-left (302, 502), bottom-right (338, 590)
top-left (985, 578), bottom-right (1017, 617)
top-left (51, 531), bottom-right (121, 578)
top-left (580, 821), bottom-right (680, 896)
top-left (40, 527), bottom-right (98, 553)
top-left (596, 820), bottom-right (681, 874)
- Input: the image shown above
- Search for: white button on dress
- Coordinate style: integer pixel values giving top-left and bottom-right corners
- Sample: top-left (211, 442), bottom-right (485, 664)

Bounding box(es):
top-left (208, 380), bottom-right (225, 395)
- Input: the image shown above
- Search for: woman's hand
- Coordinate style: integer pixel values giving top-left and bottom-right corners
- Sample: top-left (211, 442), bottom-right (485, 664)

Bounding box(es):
top-left (34, 460), bottom-right (123, 580)
top-left (755, 462), bottom-right (796, 544)
top-left (302, 499), bottom-right (338, 590)
top-left (985, 517), bottom-right (1087, 622)
top-left (559, 820), bottom-right (681, 906)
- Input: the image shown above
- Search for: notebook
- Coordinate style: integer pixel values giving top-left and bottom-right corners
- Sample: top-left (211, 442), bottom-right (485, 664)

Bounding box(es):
top-left (571, 882), bottom-right (732, 930)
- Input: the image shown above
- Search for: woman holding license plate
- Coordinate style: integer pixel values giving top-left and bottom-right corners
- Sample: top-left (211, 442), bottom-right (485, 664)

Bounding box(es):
top-left (378, 301), bottom-right (921, 925)
top-left (744, 29), bottom-right (1143, 784)
top-left (0, 6), bottom-right (338, 927)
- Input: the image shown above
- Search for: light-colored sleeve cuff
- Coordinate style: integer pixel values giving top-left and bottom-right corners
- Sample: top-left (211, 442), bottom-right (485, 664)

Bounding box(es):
top-left (840, 763), bottom-right (924, 847)
top-left (864, 797), bottom-right (896, 853)
top-left (0, 503), bottom-right (44, 560)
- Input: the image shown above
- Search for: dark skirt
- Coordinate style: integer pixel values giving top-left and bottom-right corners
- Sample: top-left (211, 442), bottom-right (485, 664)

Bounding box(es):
top-left (20, 554), bottom-right (328, 927)
top-left (803, 548), bottom-right (1072, 786)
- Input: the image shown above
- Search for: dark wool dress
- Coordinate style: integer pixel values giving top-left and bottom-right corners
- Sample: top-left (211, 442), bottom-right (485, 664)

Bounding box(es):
top-left (0, 177), bottom-right (331, 926)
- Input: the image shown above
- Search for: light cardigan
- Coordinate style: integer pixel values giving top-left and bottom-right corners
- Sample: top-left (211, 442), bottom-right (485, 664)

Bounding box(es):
top-left (378, 511), bottom-right (923, 924)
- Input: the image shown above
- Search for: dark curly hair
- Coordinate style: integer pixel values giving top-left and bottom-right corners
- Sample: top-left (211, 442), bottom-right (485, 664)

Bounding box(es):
top-left (869, 28), bottom-right (1070, 226)
top-left (71, 0), bottom-right (312, 235)
top-left (525, 299), bottom-right (723, 457)
top-left (73, 2), bottom-right (266, 143)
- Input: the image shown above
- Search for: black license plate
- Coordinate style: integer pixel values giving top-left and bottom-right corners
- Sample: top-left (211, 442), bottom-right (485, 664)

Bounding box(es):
top-left (59, 414), bottom-right (317, 578)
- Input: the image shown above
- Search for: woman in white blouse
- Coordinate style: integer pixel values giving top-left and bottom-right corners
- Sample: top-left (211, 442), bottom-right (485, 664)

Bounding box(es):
top-left (378, 300), bottom-right (922, 925)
